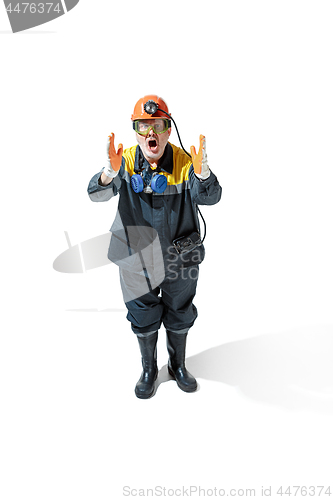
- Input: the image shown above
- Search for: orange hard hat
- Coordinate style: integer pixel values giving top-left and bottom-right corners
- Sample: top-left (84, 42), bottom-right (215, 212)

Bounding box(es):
top-left (131, 95), bottom-right (171, 121)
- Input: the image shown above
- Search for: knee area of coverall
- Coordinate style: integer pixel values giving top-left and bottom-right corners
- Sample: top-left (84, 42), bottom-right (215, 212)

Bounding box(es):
top-left (123, 265), bottom-right (199, 335)
top-left (161, 303), bottom-right (198, 333)
top-left (125, 296), bottom-right (164, 335)
top-left (126, 280), bottom-right (198, 335)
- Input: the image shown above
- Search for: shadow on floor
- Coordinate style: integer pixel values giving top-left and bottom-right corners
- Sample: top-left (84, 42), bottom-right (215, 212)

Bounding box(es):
top-left (157, 325), bottom-right (333, 413)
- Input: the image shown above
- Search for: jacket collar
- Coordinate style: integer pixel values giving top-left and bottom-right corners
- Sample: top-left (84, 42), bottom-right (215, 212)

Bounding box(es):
top-left (135, 142), bottom-right (173, 174)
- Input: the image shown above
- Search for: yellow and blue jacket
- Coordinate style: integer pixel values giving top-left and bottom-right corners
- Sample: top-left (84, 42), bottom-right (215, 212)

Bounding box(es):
top-left (88, 142), bottom-right (222, 274)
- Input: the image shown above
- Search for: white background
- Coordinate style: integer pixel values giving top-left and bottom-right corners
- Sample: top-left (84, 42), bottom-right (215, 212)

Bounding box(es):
top-left (1, 1), bottom-right (333, 499)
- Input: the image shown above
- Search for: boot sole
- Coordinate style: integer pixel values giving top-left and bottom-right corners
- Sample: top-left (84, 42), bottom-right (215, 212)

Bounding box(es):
top-left (168, 365), bottom-right (197, 393)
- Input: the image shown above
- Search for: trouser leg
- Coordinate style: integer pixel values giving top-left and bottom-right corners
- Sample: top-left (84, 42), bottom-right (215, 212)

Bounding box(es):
top-left (161, 265), bottom-right (199, 333)
top-left (119, 268), bottom-right (164, 335)
top-left (119, 270), bottom-right (161, 398)
top-left (162, 266), bottom-right (199, 392)
top-left (120, 266), bottom-right (199, 335)
top-left (119, 266), bottom-right (199, 395)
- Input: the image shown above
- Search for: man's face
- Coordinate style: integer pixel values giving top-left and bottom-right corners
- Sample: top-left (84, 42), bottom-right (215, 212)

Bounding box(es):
top-left (135, 119), bottom-right (171, 164)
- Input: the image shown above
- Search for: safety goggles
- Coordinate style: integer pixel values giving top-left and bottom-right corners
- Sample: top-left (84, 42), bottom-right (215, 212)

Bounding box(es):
top-left (133, 119), bottom-right (170, 136)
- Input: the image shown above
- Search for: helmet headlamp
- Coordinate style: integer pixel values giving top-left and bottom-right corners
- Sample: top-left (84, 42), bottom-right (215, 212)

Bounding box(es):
top-left (144, 100), bottom-right (159, 115)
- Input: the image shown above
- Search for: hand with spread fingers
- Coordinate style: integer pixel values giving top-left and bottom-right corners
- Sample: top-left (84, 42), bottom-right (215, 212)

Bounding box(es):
top-left (190, 134), bottom-right (210, 180)
top-left (103, 133), bottom-right (123, 178)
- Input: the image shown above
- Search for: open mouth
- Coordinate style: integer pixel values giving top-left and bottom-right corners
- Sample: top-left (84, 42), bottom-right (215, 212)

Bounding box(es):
top-left (147, 138), bottom-right (158, 153)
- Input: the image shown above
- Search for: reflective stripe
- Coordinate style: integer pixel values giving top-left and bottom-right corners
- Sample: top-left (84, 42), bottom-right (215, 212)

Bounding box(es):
top-left (88, 189), bottom-right (114, 202)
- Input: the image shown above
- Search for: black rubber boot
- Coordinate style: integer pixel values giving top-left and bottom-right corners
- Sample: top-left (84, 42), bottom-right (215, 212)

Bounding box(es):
top-left (135, 332), bottom-right (158, 399)
top-left (166, 330), bottom-right (197, 393)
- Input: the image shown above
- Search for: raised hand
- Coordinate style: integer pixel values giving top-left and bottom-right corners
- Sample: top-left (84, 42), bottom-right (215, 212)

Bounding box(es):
top-left (190, 134), bottom-right (209, 178)
top-left (107, 133), bottom-right (123, 173)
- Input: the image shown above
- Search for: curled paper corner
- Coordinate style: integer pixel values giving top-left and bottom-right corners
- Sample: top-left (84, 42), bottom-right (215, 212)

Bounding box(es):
top-left (3, 0), bottom-right (81, 33)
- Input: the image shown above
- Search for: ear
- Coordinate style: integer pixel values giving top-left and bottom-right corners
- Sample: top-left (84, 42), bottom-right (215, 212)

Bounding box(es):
top-left (168, 128), bottom-right (172, 137)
